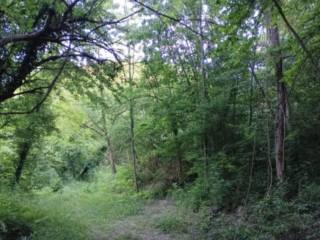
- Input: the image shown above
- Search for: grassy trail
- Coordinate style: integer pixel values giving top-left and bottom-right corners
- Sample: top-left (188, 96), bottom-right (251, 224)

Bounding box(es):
top-left (0, 168), bottom-right (200, 240)
top-left (95, 199), bottom-right (199, 240)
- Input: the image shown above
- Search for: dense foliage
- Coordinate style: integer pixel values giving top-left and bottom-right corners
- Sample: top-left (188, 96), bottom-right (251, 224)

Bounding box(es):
top-left (1, 0), bottom-right (320, 239)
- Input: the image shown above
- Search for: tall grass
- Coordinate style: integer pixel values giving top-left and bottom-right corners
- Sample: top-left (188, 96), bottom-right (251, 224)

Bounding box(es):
top-left (0, 166), bottom-right (145, 240)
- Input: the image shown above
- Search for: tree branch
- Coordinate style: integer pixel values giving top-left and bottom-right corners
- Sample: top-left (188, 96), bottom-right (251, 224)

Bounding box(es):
top-left (81, 122), bottom-right (105, 137)
top-left (0, 7), bottom-right (54, 47)
top-left (272, 0), bottom-right (319, 73)
top-left (132, 0), bottom-right (202, 37)
top-left (0, 57), bottom-right (67, 115)
top-left (12, 86), bottom-right (49, 96)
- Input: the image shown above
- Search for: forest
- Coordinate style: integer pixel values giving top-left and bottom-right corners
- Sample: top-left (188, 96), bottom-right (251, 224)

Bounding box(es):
top-left (1, 0), bottom-right (320, 239)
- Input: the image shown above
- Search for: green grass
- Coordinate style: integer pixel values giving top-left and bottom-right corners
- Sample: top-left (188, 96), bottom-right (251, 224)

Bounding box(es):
top-left (0, 166), bottom-right (145, 240)
top-left (114, 233), bottom-right (141, 240)
top-left (154, 215), bottom-right (188, 234)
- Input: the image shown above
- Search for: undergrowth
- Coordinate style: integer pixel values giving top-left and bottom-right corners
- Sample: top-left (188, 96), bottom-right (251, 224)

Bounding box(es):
top-left (0, 166), bottom-right (145, 240)
top-left (170, 182), bottom-right (320, 240)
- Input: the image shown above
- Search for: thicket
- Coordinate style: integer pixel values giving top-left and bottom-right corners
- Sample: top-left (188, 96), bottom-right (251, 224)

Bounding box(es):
top-left (1, 0), bottom-right (320, 239)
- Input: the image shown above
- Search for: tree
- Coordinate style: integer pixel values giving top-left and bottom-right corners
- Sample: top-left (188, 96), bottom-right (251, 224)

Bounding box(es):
top-left (266, 4), bottom-right (288, 182)
top-left (0, 0), bottom-right (140, 112)
top-left (13, 100), bottom-right (55, 185)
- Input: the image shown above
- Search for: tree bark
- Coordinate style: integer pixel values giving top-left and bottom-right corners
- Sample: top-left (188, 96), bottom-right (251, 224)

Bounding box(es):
top-left (266, 9), bottom-right (288, 182)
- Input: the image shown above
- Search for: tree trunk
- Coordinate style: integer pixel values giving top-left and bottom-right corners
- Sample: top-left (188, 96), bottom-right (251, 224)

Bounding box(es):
top-left (107, 136), bottom-right (117, 174)
top-left (275, 69), bottom-right (287, 182)
top-left (130, 99), bottom-right (139, 192)
top-left (172, 124), bottom-right (183, 184)
top-left (14, 141), bottom-right (32, 185)
top-left (267, 9), bottom-right (288, 182)
top-left (128, 45), bottom-right (139, 192)
top-left (199, 0), bottom-right (210, 179)
top-left (99, 86), bottom-right (117, 175)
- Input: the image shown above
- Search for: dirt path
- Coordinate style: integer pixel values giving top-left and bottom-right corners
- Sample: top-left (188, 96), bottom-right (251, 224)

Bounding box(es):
top-left (92, 199), bottom-right (198, 240)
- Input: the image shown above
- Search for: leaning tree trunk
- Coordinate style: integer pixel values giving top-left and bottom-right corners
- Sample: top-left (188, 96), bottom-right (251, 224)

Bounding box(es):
top-left (267, 9), bottom-right (288, 182)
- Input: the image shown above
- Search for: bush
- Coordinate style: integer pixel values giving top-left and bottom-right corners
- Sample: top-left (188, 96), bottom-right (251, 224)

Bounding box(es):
top-left (154, 215), bottom-right (188, 234)
top-left (200, 184), bottom-right (320, 240)
top-left (169, 161), bottom-right (232, 210)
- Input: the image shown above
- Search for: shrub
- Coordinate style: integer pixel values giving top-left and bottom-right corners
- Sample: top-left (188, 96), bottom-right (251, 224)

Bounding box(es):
top-left (154, 215), bottom-right (188, 234)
